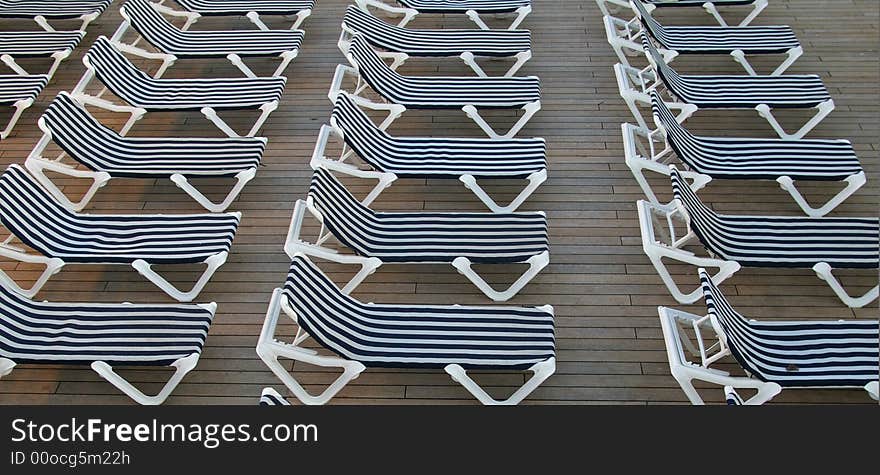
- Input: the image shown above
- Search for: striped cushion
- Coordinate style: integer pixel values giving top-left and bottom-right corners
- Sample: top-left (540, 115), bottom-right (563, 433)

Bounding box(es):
top-left (397, 0), bottom-right (529, 13)
top-left (348, 34), bottom-right (540, 108)
top-left (670, 167), bottom-right (880, 269)
top-left (0, 164), bottom-right (240, 264)
top-left (282, 254), bottom-right (556, 369)
top-left (332, 93), bottom-right (545, 178)
top-left (176, 0), bottom-right (314, 15)
top-left (642, 35), bottom-right (829, 108)
top-left (86, 36), bottom-right (287, 110)
top-left (651, 92), bottom-right (862, 181)
top-left (309, 168), bottom-right (549, 264)
top-left (0, 283), bottom-right (213, 366)
top-left (259, 388), bottom-right (291, 405)
top-left (0, 0), bottom-right (112, 18)
top-left (632, 0), bottom-right (798, 54)
top-left (0, 75), bottom-right (48, 105)
top-left (122, 0), bottom-right (303, 58)
top-left (646, 0), bottom-right (757, 6)
top-left (700, 270), bottom-right (879, 388)
top-left (43, 92), bottom-right (265, 178)
top-left (343, 6), bottom-right (530, 57)
top-left (0, 31), bottom-right (84, 57)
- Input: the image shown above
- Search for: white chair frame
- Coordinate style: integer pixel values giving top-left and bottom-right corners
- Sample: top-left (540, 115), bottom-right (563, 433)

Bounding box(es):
top-left (155, 0), bottom-right (312, 31)
top-left (595, 0), bottom-right (769, 27)
top-left (355, 0), bottom-right (532, 31)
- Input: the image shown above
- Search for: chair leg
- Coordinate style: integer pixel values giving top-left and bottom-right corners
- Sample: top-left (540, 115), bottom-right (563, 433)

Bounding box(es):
top-left (738, 0), bottom-right (769, 27)
top-left (245, 11), bottom-right (271, 30)
top-left (776, 172), bottom-right (865, 218)
top-left (452, 250), bottom-right (549, 302)
top-left (444, 357), bottom-right (555, 405)
top-left (865, 381), bottom-right (879, 401)
top-left (771, 47), bottom-right (803, 76)
top-left (464, 9), bottom-right (491, 30)
top-left (131, 251), bottom-right (230, 302)
top-left (0, 252), bottom-right (65, 298)
top-left (459, 50), bottom-right (531, 78)
top-left (170, 168), bottom-right (257, 212)
top-left (462, 101), bottom-right (540, 139)
top-left (272, 50), bottom-right (299, 77)
top-left (812, 262), bottom-right (879, 308)
top-left (24, 157), bottom-right (112, 211)
top-left (290, 9), bottom-right (312, 30)
top-left (756, 99), bottom-right (835, 141)
top-left (0, 358), bottom-right (15, 377)
top-left (459, 169), bottom-right (546, 213)
top-left (90, 353), bottom-right (200, 405)
top-left (0, 99), bottom-right (33, 140)
top-left (201, 102), bottom-right (278, 138)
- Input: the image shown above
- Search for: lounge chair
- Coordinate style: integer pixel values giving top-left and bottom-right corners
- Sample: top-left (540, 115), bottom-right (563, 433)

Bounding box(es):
top-left (259, 387), bottom-right (290, 405)
top-left (605, 0), bottom-right (801, 75)
top-left (637, 166), bottom-right (879, 307)
top-left (596, 0), bottom-right (769, 27)
top-left (24, 92), bottom-right (266, 212)
top-left (286, 168), bottom-right (550, 301)
top-left (0, 74), bottom-right (47, 140)
top-left (614, 34), bottom-right (834, 140)
top-left (340, 5), bottom-right (532, 77)
top-left (621, 91), bottom-right (865, 217)
top-left (314, 92), bottom-right (546, 213)
top-left (331, 34), bottom-right (540, 138)
top-left (159, 0), bottom-right (314, 30)
top-left (355, 0), bottom-right (531, 30)
top-left (71, 36), bottom-right (286, 137)
top-left (1, 31), bottom-right (85, 78)
top-left (0, 282), bottom-right (216, 405)
top-left (0, 0), bottom-right (114, 31)
top-left (119, 0), bottom-right (303, 78)
top-left (657, 269), bottom-right (879, 405)
top-left (0, 164), bottom-right (241, 302)
top-left (256, 253), bottom-right (556, 405)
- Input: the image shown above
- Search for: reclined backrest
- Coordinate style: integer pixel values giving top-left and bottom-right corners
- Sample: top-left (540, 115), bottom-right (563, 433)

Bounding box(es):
top-left (307, 167), bottom-right (378, 257)
top-left (40, 92), bottom-right (126, 167)
top-left (84, 36), bottom-right (151, 104)
top-left (668, 167), bottom-right (724, 255)
top-left (630, 0), bottom-right (670, 46)
top-left (330, 93), bottom-right (394, 167)
top-left (347, 34), bottom-right (405, 102)
top-left (122, 0), bottom-right (186, 49)
top-left (640, 34), bottom-right (685, 97)
top-left (650, 91), bottom-right (700, 161)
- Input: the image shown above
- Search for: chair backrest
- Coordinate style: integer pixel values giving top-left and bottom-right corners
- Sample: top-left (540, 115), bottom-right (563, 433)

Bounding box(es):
top-left (629, 0), bottom-right (669, 46)
top-left (344, 5), bottom-right (409, 48)
top-left (346, 34), bottom-right (405, 103)
top-left (650, 91), bottom-right (700, 163)
top-left (640, 34), bottom-right (685, 97)
top-left (121, 0), bottom-right (185, 50)
top-left (83, 36), bottom-right (151, 104)
top-left (40, 92), bottom-right (126, 169)
top-left (330, 93), bottom-right (393, 169)
top-left (668, 166), bottom-right (724, 255)
top-left (307, 167), bottom-right (378, 257)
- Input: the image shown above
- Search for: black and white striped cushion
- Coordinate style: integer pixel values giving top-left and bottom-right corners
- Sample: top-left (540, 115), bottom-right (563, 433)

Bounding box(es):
top-left (348, 34), bottom-right (539, 108)
top-left (670, 167), bottom-right (880, 269)
top-left (700, 270), bottom-right (879, 388)
top-left (0, 75), bottom-right (48, 105)
top-left (651, 92), bottom-right (862, 181)
top-left (175, 0), bottom-right (314, 15)
top-left (0, 283), bottom-right (213, 366)
top-left (122, 0), bottom-right (303, 58)
top-left (0, 164), bottom-right (240, 264)
top-left (642, 35), bottom-right (829, 108)
top-left (397, 0), bottom-right (529, 13)
top-left (259, 388), bottom-right (291, 405)
top-left (0, 31), bottom-right (85, 57)
top-left (309, 168), bottom-right (549, 264)
top-left (0, 0), bottom-right (112, 18)
top-left (645, 0), bottom-right (757, 7)
top-left (282, 254), bottom-right (556, 369)
top-left (632, 0), bottom-right (798, 54)
top-left (86, 36), bottom-right (287, 110)
top-left (343, 6), bottom-right (530, 57)
top-left (43, 92), bottom-right (264, 177)
top-left (332, 93), bottom-right (545, 178)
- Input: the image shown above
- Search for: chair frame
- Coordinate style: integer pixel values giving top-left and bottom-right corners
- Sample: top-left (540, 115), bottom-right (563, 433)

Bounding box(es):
top-left (156, 0), bottom-right (312, 31)
top-left (355, 0), bottom-right (532, 31)
top-left (595, 0), bottom-right (769, 28)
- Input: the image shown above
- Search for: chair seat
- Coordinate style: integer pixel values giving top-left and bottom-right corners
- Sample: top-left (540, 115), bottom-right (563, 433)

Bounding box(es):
top-left (0, 31), bottom-right (85, 57)
top-left (0, 75), bottom-right (48, 106)
top-left (666, 73), bottom-right (829, 108)
top-left (176, 0), bottom-right (315, 15)
top-left (0, 0), bottom-right (112, 18)
top-left (659, 25), bottom-right (798, 54)
top-left (398, 0), bottom-right (530, 13)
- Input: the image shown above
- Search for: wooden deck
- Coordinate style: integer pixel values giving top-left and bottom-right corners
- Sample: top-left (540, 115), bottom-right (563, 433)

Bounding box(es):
top-left (0, 0), bottom-right (877, 405)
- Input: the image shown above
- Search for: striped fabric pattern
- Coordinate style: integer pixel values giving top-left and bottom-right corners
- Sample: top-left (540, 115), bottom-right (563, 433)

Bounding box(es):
top-left (0, 164), bottom-right (241, 264)
top-left (641, 35), bottom-right (830, 108)
top-left (259, 388), bottom-right (290, 405)
top-left (397, 0), bottom-right (530, 13)
top-left (282, 254), bottom-right (556, 369)
top-left (309, 168), bottom-right (549, 264)
top-left (86, 36), bottom-right (287, 110)
top-left (0, 75), bottom-right (48, 105)
top-left (343, 6), bottom-right (530, 57)
top-left (632, 0), bottom-right (798, 54)
top-left (646, 0), bottom-right (757, 6)
top-left (348, 34), bottom-right (540, 108)
top-left (122, 0), bottom-right (303, 58)
top-left (670, 167), bottom-right (880, 269)
top-left (175, 0), bottom-right (314, 15)
top-left (43, 92), bottom-right (265, 177)
top-left (332, 93), bottom-right (545, 178)
top-left (0, 283), bottom-right (213, 366)
top-left (0, 0), bottom-right (113, 18)
top-left (0, 32), bottom-right (85, 57)
top-left (700, 270), bottom-right (879, 388)
top-left (651, 92), bottom-right (863, 181)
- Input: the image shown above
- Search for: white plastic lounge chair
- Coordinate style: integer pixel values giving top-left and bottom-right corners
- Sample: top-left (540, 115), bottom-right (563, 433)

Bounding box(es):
top-left (637, 166), bottom-right (879, 307)
top-left (1, 31), bottom-right (85, 78)
top-left (314, 92), bottom-right (546, 213)
top-left (0, 164), bottom-right (241, 302)
top-left (622, 91), bottom-right (865, 217)
top-left (615, 35), bottom-right (834, 140)
top-left (0, 0), bottom-right (114, 31)
top-left (331, 34), bottom-right (540, 139)
top-left (158, 0), bottom-right (314, 31)
top-left (72, 36), bottom-right (286, 137)
top-left (356, 0), bottom-right (531, 30)
top-left (0, 74), bottom-right (47, 140)
top-left (119, 0), bottom-right (303, 78)
top-left (286, 168), bottom-right (550, 301)
top-left (658, 269), bottom-right (879, 405)
top-left (0, 282), bottom-right (216, 405)
top-left (24, 92), bottom-right (266, 212)
top-left (596, 0), bottom-right (768, 27)
top-left (340, 5), bottom-right (531, 77)
top-left (259, 387), bottom-right (290, 405)
top-left (257, 253), bottom-right (556, 405)
top-left (605, 0), bottom-right (801, 76)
